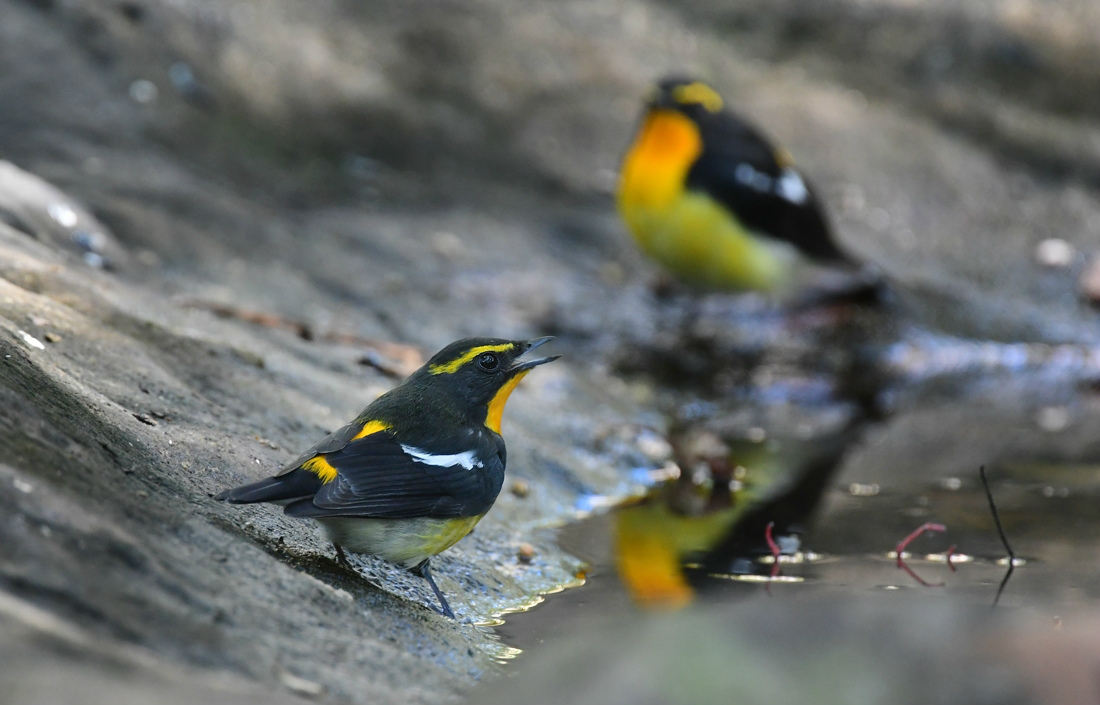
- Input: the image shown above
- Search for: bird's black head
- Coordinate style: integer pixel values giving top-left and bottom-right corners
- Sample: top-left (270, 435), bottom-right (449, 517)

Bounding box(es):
top-left (646, 76), bottom-right (726, 119)
top-left (415, 337), bottom-right (559, 432)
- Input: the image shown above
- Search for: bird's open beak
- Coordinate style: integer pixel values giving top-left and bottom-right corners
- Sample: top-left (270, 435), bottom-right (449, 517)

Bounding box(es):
top-left (509, 336), bottom-right (560, 373)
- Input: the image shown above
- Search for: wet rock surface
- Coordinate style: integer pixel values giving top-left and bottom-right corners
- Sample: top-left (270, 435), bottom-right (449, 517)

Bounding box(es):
top-left (2, 0), bottom-right (1100, 702)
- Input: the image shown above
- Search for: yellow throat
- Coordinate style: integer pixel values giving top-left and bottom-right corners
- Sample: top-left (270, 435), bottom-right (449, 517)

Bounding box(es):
top-left (618, 109), bottom-right (701, 213)
top-left (485, 370), bottom-right (530, 434)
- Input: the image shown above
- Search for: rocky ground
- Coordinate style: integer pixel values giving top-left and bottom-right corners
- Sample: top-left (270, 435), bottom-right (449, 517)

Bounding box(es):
top-left (2, 0), bottom-right (1100, 702)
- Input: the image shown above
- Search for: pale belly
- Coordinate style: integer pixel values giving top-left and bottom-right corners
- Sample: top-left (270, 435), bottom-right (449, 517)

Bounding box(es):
top-left (621, 190), bottom-right (798, 292)
top-left (316, 515), bottom-right (482, 568)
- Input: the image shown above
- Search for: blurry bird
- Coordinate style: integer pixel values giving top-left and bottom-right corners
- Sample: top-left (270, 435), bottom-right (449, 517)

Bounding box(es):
top-left (217, 337), bottom-right (559, 618)
top-left (618, 77), bottom-right (867, 297)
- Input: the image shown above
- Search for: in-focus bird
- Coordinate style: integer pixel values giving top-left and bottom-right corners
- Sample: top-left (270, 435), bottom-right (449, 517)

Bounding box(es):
top-left (617, 76), bottom-right (858, 295)
top-left (217, 337), bottom-right (559, 618)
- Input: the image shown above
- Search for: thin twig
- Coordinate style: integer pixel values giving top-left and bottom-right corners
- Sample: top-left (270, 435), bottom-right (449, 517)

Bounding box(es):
top-left (895, 522), bottom-right (946, 566)
top-left (897, 559), bottom-right (944, 588)
top-left (894, 522), bottom-right (947, 587)
top-left (189, 300), bottom-right (314, 339)
top-left (183, 299), bottom-right (425, 377)
top-left (980, 465), bottom-right (1015, 607)
top-left (764, 521), bottom-right (781, 594)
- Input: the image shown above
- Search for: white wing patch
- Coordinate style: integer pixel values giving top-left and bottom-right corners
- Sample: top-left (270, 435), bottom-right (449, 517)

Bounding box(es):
top-left (776, 168), bottom-right (809, 204)
top-left (401, 444), bottom-right (484, 471)
top-left (735, 163), bottom-right (773, 193)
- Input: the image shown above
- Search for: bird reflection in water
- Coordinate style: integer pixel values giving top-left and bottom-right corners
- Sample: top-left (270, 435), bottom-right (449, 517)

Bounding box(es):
top-left (612, 426), bottom-right (857, 609)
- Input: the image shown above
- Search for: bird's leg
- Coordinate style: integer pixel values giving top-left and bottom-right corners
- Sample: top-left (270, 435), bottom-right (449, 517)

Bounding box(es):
top-left (333, 544), bottom-right (352, 568)
top-left (411, 559), bottom-right (455, 619)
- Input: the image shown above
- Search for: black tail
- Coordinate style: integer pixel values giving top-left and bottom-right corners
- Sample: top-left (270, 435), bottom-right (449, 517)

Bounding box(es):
top-left (215, 468), bottom-right (321, 504)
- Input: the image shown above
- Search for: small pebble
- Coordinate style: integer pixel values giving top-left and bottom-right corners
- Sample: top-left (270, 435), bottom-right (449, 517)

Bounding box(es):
top-left (17, 330), bottom-right (45, 350)
top-left (430, 231), bottom-right (466, 261)
top-left (1035, 238), bottom-right (1075, 268)
top-left (848, 482), bottom-right (880, 497)
top-left (679, 429), bottom-right (728, 460)
top-left (517, 543), bottom-right (536, 564)
top-left (47, 202), bottom-right (78, 228)
top-left (129, 79), bottom-right (158, 104)
top-left (43, 333), bottom-right (61, 343)
top-left (279, 671), bottom-right (325, 698)
top-left (510, 479), bottom-right (530, 498)
top-left (132, 413), bottom-right (158, 426)
top-left (1036, 406), bottom-right (1070, 433)
top-left (635, 430), bottom-right (671, 463)
top-left (254, 436), bottom-right (280, 450)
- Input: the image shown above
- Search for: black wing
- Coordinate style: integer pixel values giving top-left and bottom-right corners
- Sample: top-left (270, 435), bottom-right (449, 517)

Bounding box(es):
top-left (687, 112), bottom-right (849, 263)
top-left (277, 420), bottom-right (364, 476)
top-left (284, 429), bottom-right (505, 520)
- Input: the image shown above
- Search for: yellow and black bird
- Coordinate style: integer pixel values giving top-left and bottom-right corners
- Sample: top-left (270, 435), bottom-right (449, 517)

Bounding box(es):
top-left (217, 337), bottom-right (559, 618)
top-left (618, 77), bottom-right (855, 294)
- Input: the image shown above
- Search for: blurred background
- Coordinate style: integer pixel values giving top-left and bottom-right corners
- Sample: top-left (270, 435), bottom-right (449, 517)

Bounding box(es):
top-left (2, 0), bottom-right (1100, 703)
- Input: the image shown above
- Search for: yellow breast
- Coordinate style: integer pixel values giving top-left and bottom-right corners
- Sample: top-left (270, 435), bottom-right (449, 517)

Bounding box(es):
top-left (319, 515), bottom-right (483, 567)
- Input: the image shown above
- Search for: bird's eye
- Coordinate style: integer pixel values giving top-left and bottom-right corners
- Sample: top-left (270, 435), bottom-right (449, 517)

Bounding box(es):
top-left (477, 353), bottom-right (499, 372)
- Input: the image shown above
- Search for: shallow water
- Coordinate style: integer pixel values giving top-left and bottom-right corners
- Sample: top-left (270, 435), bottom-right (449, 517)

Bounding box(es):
top-left (499, 462), bottom-right (1100, 661)
top-left (495, 322), bottom-right (1100, 665)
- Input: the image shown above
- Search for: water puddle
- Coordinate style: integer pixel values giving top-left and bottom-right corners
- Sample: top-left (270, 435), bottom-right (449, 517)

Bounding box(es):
top-left (500, 456), bottom-right (1100, 658)
top-left (494, 320), bottom-right (1100, 665)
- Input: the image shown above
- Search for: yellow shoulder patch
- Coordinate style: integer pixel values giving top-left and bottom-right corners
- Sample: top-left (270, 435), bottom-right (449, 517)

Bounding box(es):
top-left (429, 343), bottom-right (515, 375)
top-left (302, 455), bottom-right (338, 484)
top-left (774, 147), bottom-right (795, 168)
top-left (672, 82), bottom-right (724, 113)
top-left (303, 420), bottom-right (391, 484)
top-left (352, 419), bottom-right (391, 440)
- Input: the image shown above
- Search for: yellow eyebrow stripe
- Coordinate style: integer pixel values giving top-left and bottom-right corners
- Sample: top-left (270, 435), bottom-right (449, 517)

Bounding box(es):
top-left (429, 343), bottom-right (515, 375)
top-left (352, 419), bottom-right (391, 440)
top-left (672, 82), bottom-right (723, 113)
